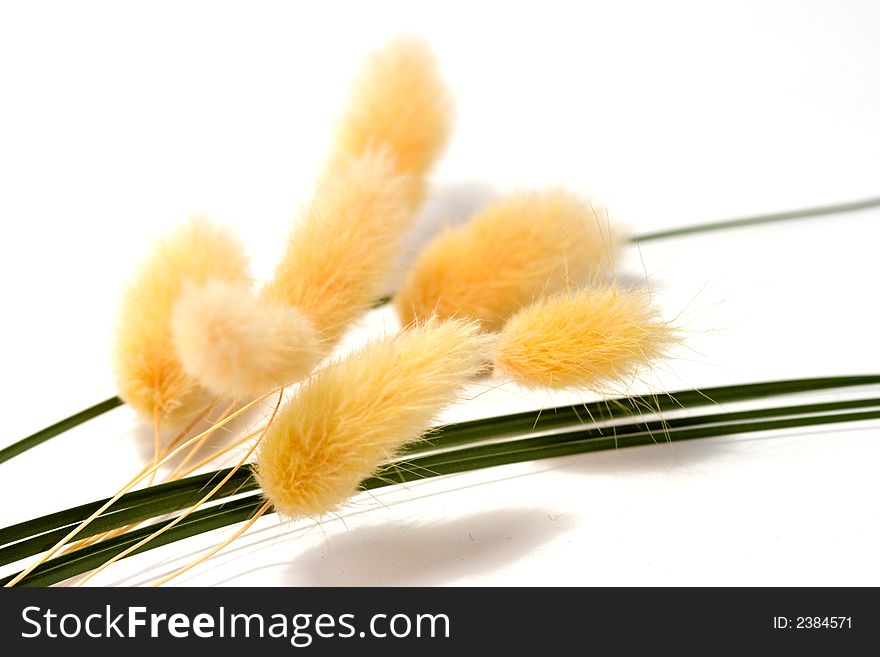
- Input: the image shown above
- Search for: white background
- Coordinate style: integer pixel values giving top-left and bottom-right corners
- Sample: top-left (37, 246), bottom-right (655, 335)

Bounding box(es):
top-left (1, 0), bottom-right (878, 586)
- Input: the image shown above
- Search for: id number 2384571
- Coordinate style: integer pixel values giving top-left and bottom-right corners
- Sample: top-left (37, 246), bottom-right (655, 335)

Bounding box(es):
top-left (773, 617), bottom-right (852, 629)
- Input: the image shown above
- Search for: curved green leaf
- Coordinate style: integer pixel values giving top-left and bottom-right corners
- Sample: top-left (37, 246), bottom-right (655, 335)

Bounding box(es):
top-left (0, 397), bottom-right (122, 465)
top-left (4, 401), bottom-right (880, 586)
top-left (5, 375), bottom-right (878, 562)
top-left (634, 195), bottom-right (880, 242)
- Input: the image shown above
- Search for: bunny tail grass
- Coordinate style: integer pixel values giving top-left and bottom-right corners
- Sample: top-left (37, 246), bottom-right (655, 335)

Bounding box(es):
top-left (171, 280), bottom-right (322, 399)
top-left (262, 150), bottom-right (415, 345)
top-left (396, 190), bottom-right (620, 331)
top-left (171, 151), bottom-right (418, 401)
top-left (330, 38), bottom-right (452, 192)
top-left (493, 287), bottom-right (674, 390)
top-left (169, 40), bottom-right (451, 400)
top-left (255, 318), bottom-right (492, 519)
top-left (113, 217), bottom-right (251, 424)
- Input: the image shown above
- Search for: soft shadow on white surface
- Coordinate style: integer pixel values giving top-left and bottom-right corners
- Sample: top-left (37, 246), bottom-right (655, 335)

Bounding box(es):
top-left (105, 467), bottom-right (558, 587)
top-left (121, 508), bottom-right (570, 587)
top-left (281, 507), bottom-right (573, 586)
top-left (102, 440), bottom-right (732, 587)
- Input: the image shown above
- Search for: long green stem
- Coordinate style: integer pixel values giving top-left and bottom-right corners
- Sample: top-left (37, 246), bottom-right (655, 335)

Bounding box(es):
top-left (0, 472), bottom-right (260, 566)
top-left (411, 376), bottom-right (880, 453)
top-left (4, 196), bottom-right (878, 466)
top-left (4, 375), bottom-right (877, 560)
top-left (373, 405), bottom-right (880, 484)
top-left (0, 397), bottom-right (122, 465)
top-left (634, 195), bottom-right (880, 243)
top-left (4, 401), bottom-right (879, 587)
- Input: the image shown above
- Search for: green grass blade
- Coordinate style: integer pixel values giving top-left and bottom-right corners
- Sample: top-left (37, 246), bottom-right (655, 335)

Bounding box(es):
top-left (405, 376), bottom-right (880, 454)
top-left (371, 406), bottom-right (880, 483)
top-left (4, 375), bottom-right (877, 559)
top-left (391, 395), bottom-right (880, 471)
top-left (0, 468), bottom-right (249, 545)
top-left (3, 395), bottom-right (880, 570)
top-left (4, 402), bottom-right (879, 586)
top-left (634, 195), bottom-right (880, 242)
top-left (0, 497), bottom-right (262, 588)
top-left (0, 396), bottom-right (122, 465)
top-left (0, 469), bottom-right (260, 566)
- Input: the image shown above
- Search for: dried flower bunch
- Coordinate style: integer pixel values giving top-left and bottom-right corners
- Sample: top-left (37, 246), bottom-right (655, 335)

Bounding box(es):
top-left (2, 38), bottom-right (695, 587)
top-left (113, 38), bottom-right (673, 529)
